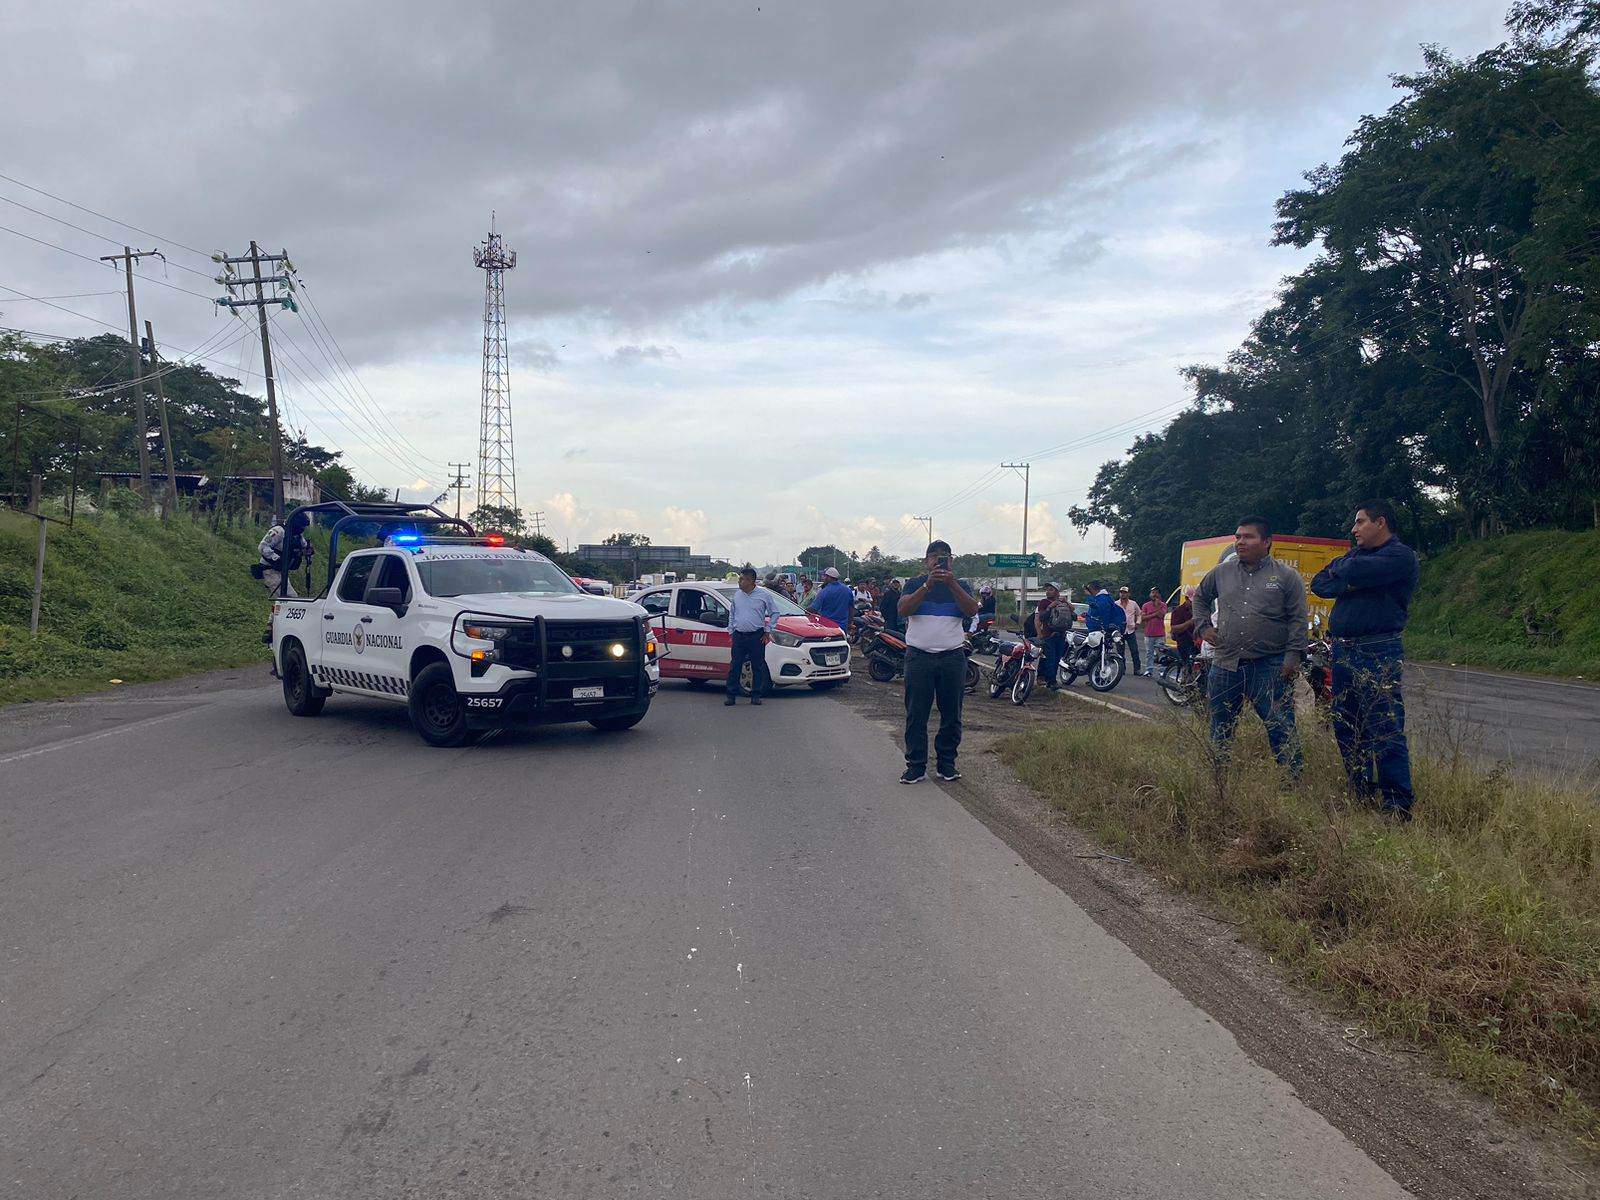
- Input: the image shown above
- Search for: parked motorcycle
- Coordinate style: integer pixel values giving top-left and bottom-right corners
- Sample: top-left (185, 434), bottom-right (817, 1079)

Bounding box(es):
top-left (862, 626), bottom-right (981, 693)
top-left (1059, 627), bottom-right (1126, 693)
top-left (1151, 642), bottom-right (1206, 706)
top-left (1302, 633), bottom-right (1333, 705)
top-left (851, 606), bottom-right (885, 646)
top-left (989, 633), bottom-right (1043, 705)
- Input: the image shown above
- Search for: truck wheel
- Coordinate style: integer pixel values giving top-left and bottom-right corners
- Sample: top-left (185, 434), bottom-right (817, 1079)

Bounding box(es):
top-left (408, 662), bottom-right (471, 747)
top-left (281, 643), bottom-right (326, 717)
top-left (590, 712), bottom-right (646, 732)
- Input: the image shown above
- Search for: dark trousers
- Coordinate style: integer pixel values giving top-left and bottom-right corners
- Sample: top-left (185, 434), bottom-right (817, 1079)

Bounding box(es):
top-left (726, 631), bottom-right (770, 699)
top-left (904, 646), bottom-right (965, 770)
top-left (1125, 630), bottom-right (1142, 674)
top-left (1040, 632), bottom-right (1066, 684)
top-left (1208, 653), bottom-right (1302, 772)
top-left (1331, 637), bottom-right (1414, 815)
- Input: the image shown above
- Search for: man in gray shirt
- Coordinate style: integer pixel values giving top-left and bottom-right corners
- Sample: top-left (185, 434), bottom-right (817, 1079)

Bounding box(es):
top-left (1193, 516), bottom-right (1308, 771)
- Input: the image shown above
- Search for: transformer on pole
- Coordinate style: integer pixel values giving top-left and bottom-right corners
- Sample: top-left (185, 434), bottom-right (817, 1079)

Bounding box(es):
top-left (473, 214), bottom-right (518, 517)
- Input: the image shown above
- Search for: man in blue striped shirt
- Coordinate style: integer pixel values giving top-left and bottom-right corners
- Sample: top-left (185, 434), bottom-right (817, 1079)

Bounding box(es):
top-left (897, 540), bottom-right (980, 783)
top-left (726, 566), bottom-right (778, 706)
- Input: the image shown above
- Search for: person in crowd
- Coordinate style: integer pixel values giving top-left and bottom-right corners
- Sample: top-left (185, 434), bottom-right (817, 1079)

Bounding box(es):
top-left (1193, 517), bottom-right (1308, 772)
top-left (1082, 580), bottom-right (1122, 634)
top-left (1116, 586), bottom-right (1143, 676)
top-left (878, 577), bottom-right (905, 633)
top-left (1169, 586), bottom-right (1197, 666)
top-left (972, 583), bottom-right (997, 631)
top-left (1311, 499), bottom-right (1421, 820)
top-left (1139, 587), bottom-right (1168, 677)
top-left (808, 566), bottom-right (854, 635)
top-left (1034, 582), bottom-right (1070, 689)
top-left (725, 566), bottom-right (777, 707)
top-left (257, 517), bottom-right (312, 597)
top-left (898, 540), bottom-right (980, 784)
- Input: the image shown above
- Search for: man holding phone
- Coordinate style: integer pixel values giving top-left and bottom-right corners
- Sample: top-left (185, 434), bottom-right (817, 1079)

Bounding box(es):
top-left (897, 540), bottom-right (980, 784)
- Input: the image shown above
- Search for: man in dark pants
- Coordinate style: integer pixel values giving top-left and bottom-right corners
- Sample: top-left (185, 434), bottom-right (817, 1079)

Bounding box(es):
top-left (898, 540), bottom-right (980, 784)
top-left (878, 577), bottom-right (904, 634)
top-left (725, 566), bottom-right (777, 707)
top-left (1312, 500), bottom-right (1420, 819)
top-left (1193, 518), bottom-right (1308, 773)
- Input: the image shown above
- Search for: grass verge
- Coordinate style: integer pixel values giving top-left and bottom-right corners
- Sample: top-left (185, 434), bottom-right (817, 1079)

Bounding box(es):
top-left (0, 507), bottom-right (275, 705)
top-left (1001, 708), bottom-right (1600, 1154)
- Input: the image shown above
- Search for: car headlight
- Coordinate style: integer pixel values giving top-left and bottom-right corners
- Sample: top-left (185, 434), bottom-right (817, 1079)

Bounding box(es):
top-left (769, 630), bottom-right (803, 648)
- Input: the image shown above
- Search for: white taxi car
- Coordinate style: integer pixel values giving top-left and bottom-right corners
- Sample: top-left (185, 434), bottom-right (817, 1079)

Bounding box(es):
top-left (635, 581), bottom-right (851, 692)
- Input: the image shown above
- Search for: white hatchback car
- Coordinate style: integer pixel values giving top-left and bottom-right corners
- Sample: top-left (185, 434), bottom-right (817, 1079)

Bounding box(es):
top-left (634, 582), bottom-right (851, 692)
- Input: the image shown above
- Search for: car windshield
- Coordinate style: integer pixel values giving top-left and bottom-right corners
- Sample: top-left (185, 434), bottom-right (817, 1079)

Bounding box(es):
top-left (415, 556), bottom-right (580, 598)
top-left (715, 585), bottom-right (804, 616)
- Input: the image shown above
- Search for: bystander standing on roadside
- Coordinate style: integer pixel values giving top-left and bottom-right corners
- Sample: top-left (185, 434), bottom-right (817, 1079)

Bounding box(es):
top-left (878, 577), bottom-right (904, 633)
top-left (1138, 588), bottom-right (1167, 677)
top-left (1193, 517), bottom-right (1308, 772)
top-left (1116, 587), bottom-right (1143, 676)
top-left (898, 540), bottom-right (979, 784)
top-left (725, 566), bottom-right (776, 707)
top-left (808, 566), bottom-right (854, 636)
top-left (1311, 500), bottom-right (1420, 820)
top-left (1169, 586), bottom-right (1197, 665)
top-left (1035, 582), bottom-right (1070, 689)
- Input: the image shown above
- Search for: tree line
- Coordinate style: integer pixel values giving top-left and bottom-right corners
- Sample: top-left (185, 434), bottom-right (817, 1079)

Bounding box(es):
top-left (1070, 3), bottom-right (1600, 592)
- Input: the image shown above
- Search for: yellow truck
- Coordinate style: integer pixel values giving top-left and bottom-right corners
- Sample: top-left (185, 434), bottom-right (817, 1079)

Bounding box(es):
top-left (1173, 534), bottom-right (1349, 632)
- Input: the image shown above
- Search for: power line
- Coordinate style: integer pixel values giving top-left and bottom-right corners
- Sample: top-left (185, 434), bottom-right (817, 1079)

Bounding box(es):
top-left (0, 223), bottom-right (214, 302)
top-left (0, 192), bottom-right (213, 278)
top-left (0, 171), bottom-right (212, 260)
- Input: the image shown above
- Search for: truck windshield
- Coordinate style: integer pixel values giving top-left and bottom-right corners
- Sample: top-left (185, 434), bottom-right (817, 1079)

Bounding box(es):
top-left (415, 557), bottom-right (580, 598)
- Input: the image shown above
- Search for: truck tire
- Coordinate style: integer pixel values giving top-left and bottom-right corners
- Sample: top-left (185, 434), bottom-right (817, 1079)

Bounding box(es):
top-left (408, 661), bottom-right (471, 747)
top-left (281, 642), bottom-right (326, 717)
top-left (590, 712), bottom-right (646, 732)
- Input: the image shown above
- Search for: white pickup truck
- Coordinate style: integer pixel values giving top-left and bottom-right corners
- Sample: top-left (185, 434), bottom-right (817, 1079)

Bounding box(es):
top-left (270, 529), bottom-right (659, 746)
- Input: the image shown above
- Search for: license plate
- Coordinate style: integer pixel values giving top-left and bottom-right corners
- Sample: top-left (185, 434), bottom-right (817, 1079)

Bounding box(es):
top-left (573, 685), bottom-right (604, 700)
top-left (825, 653), bottom-right (844, 666)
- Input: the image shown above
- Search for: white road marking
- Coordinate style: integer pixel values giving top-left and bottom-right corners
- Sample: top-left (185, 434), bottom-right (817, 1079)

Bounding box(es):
top-left (0, 704), bottom-right (220, 767)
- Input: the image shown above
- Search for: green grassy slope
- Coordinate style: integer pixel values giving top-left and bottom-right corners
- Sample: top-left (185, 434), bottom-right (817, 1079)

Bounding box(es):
top-left (0, 509), bottom-right (275, 703)
top-left (1408, 529), bottom-right (1600, 679)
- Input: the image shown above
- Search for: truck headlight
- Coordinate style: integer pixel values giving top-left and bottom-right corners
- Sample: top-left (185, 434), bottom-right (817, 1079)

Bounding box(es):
top-left (463, 623), bottom-right (510, 641)
top-left (770, 630), bottom-right (803, 648)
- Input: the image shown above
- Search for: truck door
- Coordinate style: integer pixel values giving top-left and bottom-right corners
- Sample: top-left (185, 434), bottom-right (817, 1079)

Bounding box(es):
top-left (319, 552), bottom-right (406, 697)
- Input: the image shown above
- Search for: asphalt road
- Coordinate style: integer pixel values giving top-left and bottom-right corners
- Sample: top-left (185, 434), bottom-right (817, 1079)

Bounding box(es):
top-left (1095, 657), bottom-right (1600, 776)
top-left (1, 672), bottom-right (1410, 1199)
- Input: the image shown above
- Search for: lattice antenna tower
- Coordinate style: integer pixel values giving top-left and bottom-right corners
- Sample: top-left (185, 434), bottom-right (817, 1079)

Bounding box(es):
top-left (473, 213), bottom-right (518, 516)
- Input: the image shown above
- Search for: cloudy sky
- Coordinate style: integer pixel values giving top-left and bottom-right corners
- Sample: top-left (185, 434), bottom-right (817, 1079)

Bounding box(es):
top-left (3, 0), bottom-right (1508, 566)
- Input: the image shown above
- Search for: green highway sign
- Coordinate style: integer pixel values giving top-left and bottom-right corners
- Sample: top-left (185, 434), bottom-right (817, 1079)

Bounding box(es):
top-left (986, 553), bottom-right (1043, 569)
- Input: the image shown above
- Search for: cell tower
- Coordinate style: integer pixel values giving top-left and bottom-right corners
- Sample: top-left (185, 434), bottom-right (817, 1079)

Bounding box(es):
top-left (473, 214), bottom-right (517, 516)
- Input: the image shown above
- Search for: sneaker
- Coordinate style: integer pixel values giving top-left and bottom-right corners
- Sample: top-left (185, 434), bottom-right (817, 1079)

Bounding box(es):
top-left (750, 697), bottom-right (763, 706)
top-left (935, 765), bottom-right (961, 782)
top-left (724, 696), bottom-right (737, 706)
top-left (899, 766), bottom-right (926, 785)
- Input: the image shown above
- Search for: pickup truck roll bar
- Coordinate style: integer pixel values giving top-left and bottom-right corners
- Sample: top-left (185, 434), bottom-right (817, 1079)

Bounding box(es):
top-left (281, 500), bottom-right (476, 597)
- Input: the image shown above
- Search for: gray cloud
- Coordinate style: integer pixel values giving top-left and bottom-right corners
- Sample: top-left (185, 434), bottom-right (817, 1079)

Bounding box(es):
top-left (561, 446), bottom-right (587, 460)
top-left (608, 343), bottom-right (680, 366)
top-left (1, 0), bottom-right (1500, 369)
top-left (511, 337), bottom-right (562, 372)
top-left (1054, 231), bottom-right (1108, 272)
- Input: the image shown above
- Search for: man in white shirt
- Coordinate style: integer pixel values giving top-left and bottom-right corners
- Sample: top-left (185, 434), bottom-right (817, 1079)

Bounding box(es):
top-left (896, 539), bottom-right (979, 784)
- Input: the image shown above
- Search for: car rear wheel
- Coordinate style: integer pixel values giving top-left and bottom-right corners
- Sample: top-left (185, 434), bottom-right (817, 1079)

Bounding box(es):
top-left (281, 642), bottom-right (326, 717)
top-left (408, 661), bottom-right (471, 747)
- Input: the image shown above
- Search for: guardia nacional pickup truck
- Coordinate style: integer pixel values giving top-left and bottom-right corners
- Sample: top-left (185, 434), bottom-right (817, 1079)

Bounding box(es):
top-left (269, 502), bottom-right (659, 746)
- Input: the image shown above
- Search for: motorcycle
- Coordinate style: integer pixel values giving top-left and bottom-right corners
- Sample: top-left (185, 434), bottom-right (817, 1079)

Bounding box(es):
top-left (863, 626), bottom-right (981, 693)
top-left (1151, 642), bottom-right (1206, 706)
top-left (989, 632), bottom-right (1043, 705)
top-left (1059, 626), bottom-right (1126, 693)
top-left (851, 606), bottom-right (885, 646)
top-left (1302, 633), bottom-right (1333, 705)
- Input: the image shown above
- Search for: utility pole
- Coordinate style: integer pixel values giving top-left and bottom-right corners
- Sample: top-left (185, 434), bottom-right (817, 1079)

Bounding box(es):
top-left (913, 515), bottom-right (933, 547)
top-left (528, 510), bottom-right (546, 540)
top-left (143, 321), bottom-right (181, 520)
top-left (1002, 462), bottom-right (1031, 620)
top-left (447, 462), bottom-right (472, 519)
top-left (99, 246), bottom-right (163, 501)
top-left (215, 244), bottom-right (295, 517)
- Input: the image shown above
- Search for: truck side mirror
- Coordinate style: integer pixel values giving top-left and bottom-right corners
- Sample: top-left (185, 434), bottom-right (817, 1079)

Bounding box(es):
top-left (367, 586), bottom-right (405, 614)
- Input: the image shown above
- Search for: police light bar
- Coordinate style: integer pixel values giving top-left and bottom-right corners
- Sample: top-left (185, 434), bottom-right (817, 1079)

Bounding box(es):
top-left (384, 533), bottom-right (516, 549)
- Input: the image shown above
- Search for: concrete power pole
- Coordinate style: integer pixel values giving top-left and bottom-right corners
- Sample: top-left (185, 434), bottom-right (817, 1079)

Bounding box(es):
top-left (447, 462), bottom-right (472, 519)
top-left (143, 321), bottom-right (181, 520)
top-left (913, 516), bottom-right (933, 547)
top-left (99, 246), bottom-right (163, 501)
top-left (215, 244), bottom-right (295, 517)
top-left (1002, 461), bottom-right (1030, 619)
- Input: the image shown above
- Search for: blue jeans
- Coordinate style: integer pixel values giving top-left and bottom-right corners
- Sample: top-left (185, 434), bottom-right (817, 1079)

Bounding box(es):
top-left (1331, 637), bottom-right (1414, 815)
top-left (1208, 653), bottom-right (1301, 772)
top-left (726, 631), bottom-right (770, 699)
top-left (1040, 632), bottom-right (1066, 684)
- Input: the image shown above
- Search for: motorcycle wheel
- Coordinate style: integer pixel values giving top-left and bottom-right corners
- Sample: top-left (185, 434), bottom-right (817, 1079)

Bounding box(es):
top-left (1011, 670), bottom-right (1033, 706)
top-left (867, 654), bottom-right (898, 684)
top-left (964, 659), bottom-right (980, 693)
top-left (1089, 650), bottom-right (1125, 692)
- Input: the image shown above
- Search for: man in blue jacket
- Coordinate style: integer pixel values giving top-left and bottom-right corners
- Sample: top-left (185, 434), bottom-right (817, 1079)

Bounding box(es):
top-left (807, 566), bottom-right (854, 635)
top-left (1311, 500), bottom-right (1421, 819)
top-left (1082, 581), bottom-right (1122, 635)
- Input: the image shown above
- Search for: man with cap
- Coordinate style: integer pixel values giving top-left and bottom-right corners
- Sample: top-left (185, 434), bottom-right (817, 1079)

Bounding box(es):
top-left (898, 540), bottom-right (980, 783)
top-left (725, 565), bottom-right (778, 706)
top-left (1034, 582), bottom-right (1071, 688)
top-left (807, 565), bottom-right (854, 636)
